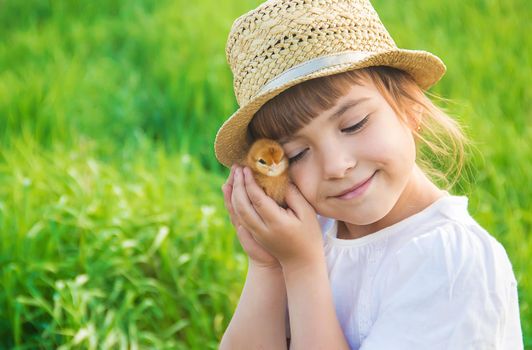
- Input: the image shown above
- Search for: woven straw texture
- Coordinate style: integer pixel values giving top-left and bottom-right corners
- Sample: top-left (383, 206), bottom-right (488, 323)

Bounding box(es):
top-left (215, 0), bottom-right (446, 168)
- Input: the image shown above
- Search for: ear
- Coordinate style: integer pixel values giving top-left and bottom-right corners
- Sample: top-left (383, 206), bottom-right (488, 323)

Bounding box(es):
top-left (410, 103), bottom-right (423, 131)
top-left (402, 103), bottom-right (422, 134)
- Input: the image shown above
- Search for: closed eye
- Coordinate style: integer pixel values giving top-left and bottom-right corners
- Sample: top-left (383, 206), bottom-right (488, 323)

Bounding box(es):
top-left (288, 148), bottom-right (308, 164)
top-left (342, 115), bottom-right (370, 133)
top-left (288, 116), bottom-right (369, 165)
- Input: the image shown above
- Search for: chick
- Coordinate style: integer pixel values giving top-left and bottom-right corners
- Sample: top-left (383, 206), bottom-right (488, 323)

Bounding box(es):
top-left (242, 138), bottom-right (289, 207)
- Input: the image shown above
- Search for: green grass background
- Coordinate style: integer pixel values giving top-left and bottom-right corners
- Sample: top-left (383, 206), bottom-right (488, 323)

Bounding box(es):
top-left (0, 0), bottom-right (530, 348)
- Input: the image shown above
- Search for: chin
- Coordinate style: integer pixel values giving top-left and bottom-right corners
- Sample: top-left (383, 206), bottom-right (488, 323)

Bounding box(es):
top-left (337, 197), bottom-right (396, 225)
top-left (345, 211), bottom-right (387, 226)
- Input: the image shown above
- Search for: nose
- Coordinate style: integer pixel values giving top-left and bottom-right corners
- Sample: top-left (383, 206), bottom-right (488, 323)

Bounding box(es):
top-left (320, 141), bottom-right (356, 180)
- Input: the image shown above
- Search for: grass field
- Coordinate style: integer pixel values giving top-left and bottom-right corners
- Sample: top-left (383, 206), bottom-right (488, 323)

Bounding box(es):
top-left (0, 0), bottom-right (530, 348)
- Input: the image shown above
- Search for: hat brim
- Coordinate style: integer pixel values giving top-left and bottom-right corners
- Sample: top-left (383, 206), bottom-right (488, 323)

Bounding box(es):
top-left (214, 49), bottom-right (446, 168)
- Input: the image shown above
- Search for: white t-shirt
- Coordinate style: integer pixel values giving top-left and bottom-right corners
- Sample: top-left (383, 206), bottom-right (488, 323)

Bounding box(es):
top-left (317, 194), bottom-right (523, 349)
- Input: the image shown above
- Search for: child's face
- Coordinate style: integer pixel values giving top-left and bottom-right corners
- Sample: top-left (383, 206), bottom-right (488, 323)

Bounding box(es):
top-left (281, 79), bottom-right (418, 226)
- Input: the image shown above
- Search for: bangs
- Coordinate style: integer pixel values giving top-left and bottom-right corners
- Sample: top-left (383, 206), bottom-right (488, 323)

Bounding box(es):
top-left (247, 69), bottom-right (370, 143)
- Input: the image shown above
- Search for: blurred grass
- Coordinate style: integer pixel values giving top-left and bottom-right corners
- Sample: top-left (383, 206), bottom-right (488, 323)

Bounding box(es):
top-left (0, 0), bottom-right (240, 169)
top-left (0, 0), bottom-right (530, 348)
top-left (0, 136), bottom-right (246, 349)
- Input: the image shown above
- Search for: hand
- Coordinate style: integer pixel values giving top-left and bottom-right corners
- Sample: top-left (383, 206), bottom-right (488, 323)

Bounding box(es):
top-left (231, 166), bottom-right (324, 271)
top-left (222, 165), bottom-right (280, 269)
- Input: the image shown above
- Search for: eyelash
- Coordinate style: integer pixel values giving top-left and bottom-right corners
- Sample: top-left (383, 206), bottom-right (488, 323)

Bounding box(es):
top-left (288, 115), bottom-right (370, 164)
top-left (342, 115), bottom-right (370, 133)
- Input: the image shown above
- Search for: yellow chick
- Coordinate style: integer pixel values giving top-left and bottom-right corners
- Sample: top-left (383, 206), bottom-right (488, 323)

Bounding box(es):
top-left (242, 138), bottom-right (289, 207)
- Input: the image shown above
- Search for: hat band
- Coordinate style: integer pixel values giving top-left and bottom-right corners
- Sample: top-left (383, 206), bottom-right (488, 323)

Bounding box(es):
top-left (257, 50), bottom-right (373, 95)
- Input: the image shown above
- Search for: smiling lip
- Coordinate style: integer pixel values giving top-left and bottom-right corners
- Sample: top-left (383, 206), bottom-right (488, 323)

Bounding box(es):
top-left (333, 172), bottom-right (376, 199)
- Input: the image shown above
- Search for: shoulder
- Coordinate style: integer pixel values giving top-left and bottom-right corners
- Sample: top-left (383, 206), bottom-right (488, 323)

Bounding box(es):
top-left (386, 194), bottom-right (515, 284)
top-left (368, 217), bottom-right (522, 349)
top-left (392, 219), bottom-right (514, 284)
top-left (378, 217), bottom-right (517, 309)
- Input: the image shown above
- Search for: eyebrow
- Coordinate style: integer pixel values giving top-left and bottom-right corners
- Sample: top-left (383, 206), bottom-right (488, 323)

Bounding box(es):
top-left (329, 97), bottom-right (371, 121)
top-left (279, 96), bottom-right (371, 145)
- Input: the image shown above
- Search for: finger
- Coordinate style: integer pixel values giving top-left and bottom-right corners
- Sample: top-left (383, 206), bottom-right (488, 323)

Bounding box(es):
top-left (222, 165), bottom-right (241, 226)
top-left (222, 170), bottom-right (235, 209)
top-left (226, 164), bottom-right (237, 187)
top-left (222, 185), bottom-right (240, 227)
top-left (232, 167), bottom-right (268, 233)
top-left (221, 164), bottom-right (236, 192)
top-left (222, 179), bottom-right (235, 212)
top-left (284, 182), bottom-right (314, 219)
top-left (242, 167), bottom-right (285, 225)
top-left (235, 224), bottom-right (259, 250)
top-left (235, 225), bottom-right (275, 261)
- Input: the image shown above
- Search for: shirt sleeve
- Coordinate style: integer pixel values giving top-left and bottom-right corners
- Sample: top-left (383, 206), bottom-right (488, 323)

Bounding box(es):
top-left (360, 222), bottom-right (523, 350)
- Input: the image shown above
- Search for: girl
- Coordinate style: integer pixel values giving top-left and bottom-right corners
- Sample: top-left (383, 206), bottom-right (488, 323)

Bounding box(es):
top-left (215, 0), bottom-right (523, 348)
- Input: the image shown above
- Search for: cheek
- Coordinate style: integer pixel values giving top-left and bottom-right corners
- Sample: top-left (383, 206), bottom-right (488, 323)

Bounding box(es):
top-left (360, 122), bottom-right (416, 167)
top-left (289, 165), bottom-right (318, 202)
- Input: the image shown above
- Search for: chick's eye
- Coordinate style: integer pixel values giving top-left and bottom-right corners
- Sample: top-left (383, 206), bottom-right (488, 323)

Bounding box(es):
top-left (342, 115), bottom-right (370, 133)
top-left (258, 159), bottom-right (266, 165)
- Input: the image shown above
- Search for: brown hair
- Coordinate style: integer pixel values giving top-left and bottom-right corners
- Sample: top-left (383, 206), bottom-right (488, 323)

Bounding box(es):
top-left (248, 66), bottom-right (470, 190)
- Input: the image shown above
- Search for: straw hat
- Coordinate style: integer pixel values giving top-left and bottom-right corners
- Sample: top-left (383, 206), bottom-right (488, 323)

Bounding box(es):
top-left (214, 0), bottom-right (446, 168)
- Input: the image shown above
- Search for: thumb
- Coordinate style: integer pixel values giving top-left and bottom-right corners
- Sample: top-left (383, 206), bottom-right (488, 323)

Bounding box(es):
top-left (285, 183), bottom-right (313, 215)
